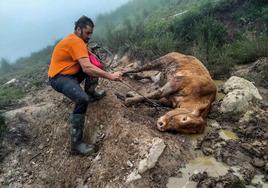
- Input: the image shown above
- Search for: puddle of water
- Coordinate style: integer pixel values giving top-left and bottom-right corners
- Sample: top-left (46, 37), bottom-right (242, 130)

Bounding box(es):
top-left (219, 130), bottom-right (238, 141)
top-left (214, 80), bottom-right (225, 87)
top-left (167, 177), bottom-right (196, 188)
top-left (167, 157), bottom-right (230, 188)
top-left (188, 126), bottom-right (212, 147)
top-left (216, 92), bottom-right (225, 101)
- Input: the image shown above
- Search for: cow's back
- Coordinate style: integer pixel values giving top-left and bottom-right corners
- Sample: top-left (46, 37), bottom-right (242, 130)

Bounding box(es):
top-left (166, 52), bottom-right (211, 78)
top-left (165, 52), bottom-right (217, 116)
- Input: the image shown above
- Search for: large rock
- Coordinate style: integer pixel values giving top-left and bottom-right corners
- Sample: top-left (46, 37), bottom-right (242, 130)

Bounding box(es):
top-left (220, 76), bottom-right (262, 114)
top-left (138, 137), bottom-right (166, 174)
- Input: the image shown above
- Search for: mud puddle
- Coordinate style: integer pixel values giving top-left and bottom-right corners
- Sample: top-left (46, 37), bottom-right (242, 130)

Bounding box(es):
top-left (166, 156), bottom-right (230, 188)
top-left (219, 129), bottom-right (238, 141)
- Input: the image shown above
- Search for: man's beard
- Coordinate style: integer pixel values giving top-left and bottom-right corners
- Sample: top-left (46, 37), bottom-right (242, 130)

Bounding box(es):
top-left (84, 37), bottom-right (90, 43)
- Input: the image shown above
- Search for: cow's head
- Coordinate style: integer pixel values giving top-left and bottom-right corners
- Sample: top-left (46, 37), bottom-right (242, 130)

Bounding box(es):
top-left (156, 108), bottom-right (205, 134)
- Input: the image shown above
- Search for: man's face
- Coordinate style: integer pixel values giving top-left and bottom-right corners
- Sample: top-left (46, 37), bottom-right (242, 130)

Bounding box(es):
top-left (77, 25), bottom-right (93, 43)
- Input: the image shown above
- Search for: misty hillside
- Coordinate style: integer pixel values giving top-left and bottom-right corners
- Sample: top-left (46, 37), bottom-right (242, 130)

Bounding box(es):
top-left (94, 0), bottom-right (268, 75)
top-left (0, 0), bottom-right (267, 108)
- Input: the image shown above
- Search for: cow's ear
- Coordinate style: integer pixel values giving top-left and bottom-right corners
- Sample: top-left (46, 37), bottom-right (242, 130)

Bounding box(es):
top-left (191, 109), bottom-right (200, 116)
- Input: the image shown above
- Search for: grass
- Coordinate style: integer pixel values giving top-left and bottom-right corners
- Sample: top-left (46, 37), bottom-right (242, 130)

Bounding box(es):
top-left (0, 86), bottom-right (26, 109)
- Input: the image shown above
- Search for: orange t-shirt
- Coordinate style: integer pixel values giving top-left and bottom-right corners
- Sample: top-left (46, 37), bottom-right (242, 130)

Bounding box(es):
top-left (48, 33), bottom-right (89, 78)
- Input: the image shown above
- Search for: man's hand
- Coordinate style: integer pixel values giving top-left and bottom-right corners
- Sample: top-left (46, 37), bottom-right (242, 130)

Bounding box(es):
top-left (109, 71), bottom-right (123, 81)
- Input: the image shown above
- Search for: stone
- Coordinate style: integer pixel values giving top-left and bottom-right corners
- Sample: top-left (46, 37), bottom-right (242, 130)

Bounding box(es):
top-left (138, 137), bottom-right (166, 174)
top-left (127, 160), bottom-right (134, 168)
top-left (93, 153), bottom-right (101, 163)
top-left (251, 158), bottom-right (265, 168)
top-left (125, 170), bottom-right (142, 183)
top-left (220, 76), bottom-right (262, 114)
top-left (207, 119), bottom-right (220, 128)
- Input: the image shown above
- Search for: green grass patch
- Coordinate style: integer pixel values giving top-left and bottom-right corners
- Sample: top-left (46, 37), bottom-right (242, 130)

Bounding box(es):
top-left (0, 86), bottom-right (26, 108)
top-left (225, 36), bottom-right (268, 64)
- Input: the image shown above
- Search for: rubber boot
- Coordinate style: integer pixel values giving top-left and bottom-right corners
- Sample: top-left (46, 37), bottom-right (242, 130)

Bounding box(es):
top-left (70, 114), bottom-right (96, 155)
top-left (85, 77), bottom-right (106, 102)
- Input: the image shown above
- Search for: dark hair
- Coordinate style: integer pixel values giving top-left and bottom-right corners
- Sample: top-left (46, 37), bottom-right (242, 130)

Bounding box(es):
top-left (74, 16), bottom-right (94, 30)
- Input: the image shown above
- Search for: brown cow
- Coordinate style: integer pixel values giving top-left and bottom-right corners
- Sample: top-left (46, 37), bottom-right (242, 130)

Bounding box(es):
top-left (123, 52), bottom-right (217, 134)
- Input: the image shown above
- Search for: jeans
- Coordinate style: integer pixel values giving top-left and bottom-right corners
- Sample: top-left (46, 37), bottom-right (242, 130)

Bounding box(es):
top-left (49, 71), bottom-right (98, 114)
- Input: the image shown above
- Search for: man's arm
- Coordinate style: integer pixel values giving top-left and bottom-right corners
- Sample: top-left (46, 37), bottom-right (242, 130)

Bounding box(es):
top-left (78, 57), bottom-right (122, 81)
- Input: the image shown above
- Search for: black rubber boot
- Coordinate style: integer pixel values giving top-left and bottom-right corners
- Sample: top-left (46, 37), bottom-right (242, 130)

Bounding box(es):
top-left (85, 77), bottom-right (106, 102)
top-left (70, 114), bottom-right (96, 155)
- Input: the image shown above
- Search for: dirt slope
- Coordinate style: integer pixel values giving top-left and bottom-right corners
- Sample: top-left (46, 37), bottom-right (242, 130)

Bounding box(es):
top-left (0, 58), bottom-right (268, 188)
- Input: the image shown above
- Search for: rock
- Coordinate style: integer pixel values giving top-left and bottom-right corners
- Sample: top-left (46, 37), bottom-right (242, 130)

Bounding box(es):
top-left (125, 170), bottom-right (142, 183)
top-left (251, 158), bottom-right (265, 168)
top-left (75, 178), bottom-right (88, 188)
top-left (265, 163), bottom-right (268, 173)
top-left (239, 164), bottom-right (256, 185)
top-left (4, 78), bottom-right (18, 85)
top-left (190, 171), bottom-right (208, 182)
top-left (138, 137), bottom-right (166, 174)
top-left (207, 119), bottom-right (220, 128)
top-left (38, 144), bottom-right (44, 150)
top-left (220, 76), bottom-right (262, 114)
top-left (127, 160), bottom-right (134, 168)
top-left (239, 110), bottom-right (255, 123)
top-left (222, 76), bottom-right (262, 100)
top-left (93, 153), bottom-right (101, 163)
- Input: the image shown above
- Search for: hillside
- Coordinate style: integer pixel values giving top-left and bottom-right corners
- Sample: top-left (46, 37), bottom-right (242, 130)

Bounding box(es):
top-left (94, 0), bottom-right (268, 77)
top-left (0, 0), bottom-right (267, 109)
top-left (0, 0), bottom-right (268, 187)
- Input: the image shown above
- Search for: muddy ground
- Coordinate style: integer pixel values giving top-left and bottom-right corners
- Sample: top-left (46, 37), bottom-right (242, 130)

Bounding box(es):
top-left (0, 58), bottom-right (268, 188)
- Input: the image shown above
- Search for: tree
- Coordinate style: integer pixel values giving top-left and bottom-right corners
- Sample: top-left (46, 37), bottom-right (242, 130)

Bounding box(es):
top-left (0, 58), bottom-right (12, 73)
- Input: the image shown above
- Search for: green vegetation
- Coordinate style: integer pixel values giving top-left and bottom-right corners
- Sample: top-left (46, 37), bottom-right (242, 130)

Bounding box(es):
top-left (230, 177), bottom-right (246, 188)
top-left (94, 0), bottom-right (268, 78)
top-left (0, 114), bottom-right (8, 162)
top-left (0, 114), bottom-right (6, 138)
top-left (0, 46), bottom-right (53, 109)
top-left (0, 86), bottom-right (25, 109)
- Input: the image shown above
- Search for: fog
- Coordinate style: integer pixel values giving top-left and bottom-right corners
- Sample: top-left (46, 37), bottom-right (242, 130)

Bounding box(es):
top-left (0, 0), bottom-right (129, 62)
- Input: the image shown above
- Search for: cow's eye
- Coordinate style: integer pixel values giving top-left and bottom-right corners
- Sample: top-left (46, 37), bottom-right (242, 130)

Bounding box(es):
top-left (182, 117), bottom-right (187, 121)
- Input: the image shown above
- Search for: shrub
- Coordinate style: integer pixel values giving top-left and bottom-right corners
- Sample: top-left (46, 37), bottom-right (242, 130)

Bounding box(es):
top-left (0, 115), bottom-right (6, 139)
top-left (0, 86), bottom-right (26, 108)
top-left (225, 36), bottom-right (268, 64)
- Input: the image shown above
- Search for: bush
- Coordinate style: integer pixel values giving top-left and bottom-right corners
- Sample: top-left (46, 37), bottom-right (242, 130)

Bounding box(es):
top-left (0, 115), bottom-right (6, 139)
top-left (0, 86), bottom-right (26, 109)
top-left (225, 36), bottom-right (268, 64)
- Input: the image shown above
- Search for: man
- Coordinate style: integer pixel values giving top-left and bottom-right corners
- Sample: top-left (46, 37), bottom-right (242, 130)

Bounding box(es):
top-left (48, 16), bottom-right (122, 155)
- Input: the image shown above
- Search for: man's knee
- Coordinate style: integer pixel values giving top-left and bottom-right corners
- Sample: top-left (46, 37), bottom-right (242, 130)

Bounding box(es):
top-left (77, 94), bottom-right (89, 105)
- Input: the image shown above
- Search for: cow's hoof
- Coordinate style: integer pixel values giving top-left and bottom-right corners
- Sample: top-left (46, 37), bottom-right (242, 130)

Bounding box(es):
top-left (124, 98), bottom-right (133, 107)
top-left (126, 91), bottom-right (136, 97)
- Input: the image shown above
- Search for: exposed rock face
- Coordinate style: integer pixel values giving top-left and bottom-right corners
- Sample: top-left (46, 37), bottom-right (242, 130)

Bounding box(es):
top-left (220, 76), bottom-right (262, 114)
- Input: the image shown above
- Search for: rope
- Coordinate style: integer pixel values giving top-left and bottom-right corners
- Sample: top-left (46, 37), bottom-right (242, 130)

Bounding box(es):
top-left (119, 80), bottom-right (164, 108)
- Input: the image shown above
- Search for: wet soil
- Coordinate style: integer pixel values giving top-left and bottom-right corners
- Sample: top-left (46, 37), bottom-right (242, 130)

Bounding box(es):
top-left (0, 61), bottom-right (268, 187)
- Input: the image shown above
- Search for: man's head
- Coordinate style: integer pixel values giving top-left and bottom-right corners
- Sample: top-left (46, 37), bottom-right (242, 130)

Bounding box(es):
top-left (74, 16), bottom-right (94, 43)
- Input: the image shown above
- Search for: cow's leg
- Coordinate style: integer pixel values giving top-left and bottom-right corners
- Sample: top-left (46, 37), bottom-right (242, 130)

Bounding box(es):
top-left (158, 98), bottom-right (173, 107)
top-left (122, 56), bottom-right (173, 75)
top-left (125, 81), bottom-right (176, 106)
top-left (128, 73), bottom-right (152, 81)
